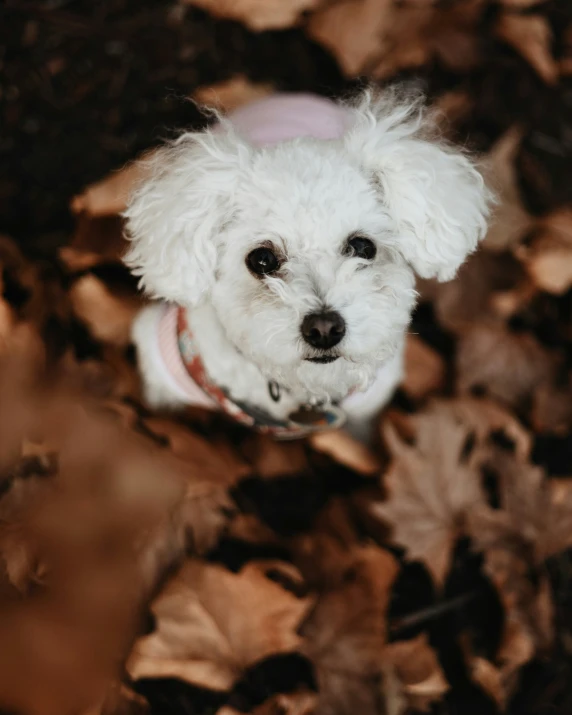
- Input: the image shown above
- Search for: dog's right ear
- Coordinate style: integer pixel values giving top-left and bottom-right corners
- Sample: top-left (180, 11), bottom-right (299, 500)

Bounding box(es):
top-left (123, 127), bottom-right (250, 306)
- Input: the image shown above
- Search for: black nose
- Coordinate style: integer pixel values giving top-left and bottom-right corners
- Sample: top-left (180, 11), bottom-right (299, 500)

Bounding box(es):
top-left (301, 311), bottom-right (346, 350)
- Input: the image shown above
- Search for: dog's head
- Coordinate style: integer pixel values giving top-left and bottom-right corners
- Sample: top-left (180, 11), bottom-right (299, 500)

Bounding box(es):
top-left (124, 90), bottom-right (493, 398)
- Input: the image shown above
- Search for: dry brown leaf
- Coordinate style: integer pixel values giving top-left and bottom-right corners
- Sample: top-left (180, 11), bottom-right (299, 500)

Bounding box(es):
top-left (403, 334), bottom-right (445, 400)
top-left (466, 656), bottom-right (505, 709)
top-left (193, 75), bottom-right (274, 113)
top-left (373, 1), bottom-right (483, 80)
top-left (307, 0), bottom-right (394, 77)
top-left (456, 323), bottom-right (554, 409)
top-left (182, 0), bottom-right (322, 31)
top-left (61, 214), bottom-right (127, 271)
top-left (371, 3), bottom-right (434, 80)
top-left (239, 433), bottom-right (309, 479)
top-left (69, 275), bottom-right (142, 347)
top-left (466, 453), bottom-right (568, 679)
top-left (433, 397), bottom-right (531, 460)
top-left (128, 559), bottom-right (313, 690)
top-left (309, 429), bottom-right (381, 475)
top-left (419, 251), bottom-right (526, 334)
top-left (143, 418), bottom-right (250, 552)
top-left (0, 377), bottom-right (185, 715)
top-left (374, 406), bottom-right (486, 586)
top-left (496, 13), bottom-right (558, 84)
top-left (71, 156), bottom-right (153, 218)
top-left (301, 546), bottom-right (399, 715)
top-left (516, 210), bottom-right (572, 294)
top-left (482, 129), bottom-right (534, 251)
top-left (383, 634), bottom-right (449, 712)
top-left (517, 234), bottom-right (572, 294)
top-left (469, 452), bottom-right (572, 564)
top-left (290, 497), bottom-right (362, 587)
top-left (532, 380), bottom-right (572, 434)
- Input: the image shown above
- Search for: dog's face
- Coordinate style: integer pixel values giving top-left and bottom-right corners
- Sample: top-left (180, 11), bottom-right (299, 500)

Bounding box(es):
top-left (125, 92), bottom-right (492, 398)
top-left (208, 141), bottom-right (416, 397)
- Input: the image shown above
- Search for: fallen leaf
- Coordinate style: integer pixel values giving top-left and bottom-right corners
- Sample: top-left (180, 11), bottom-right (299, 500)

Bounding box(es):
top-left (60, 214), bottom-right (127, 270)
top-left (435, 397), bottom-right (532, 460)
top-left (466, 656), bottom-right (505, 709)
top-left (309, 429), bottom-right (381, 475)
top-left (307, 0), bottom-right (394, 77)
top-left (373, 1), bottom-right (483, 80)
top-left (193, 75), bottom-right (274, 113)
top-left (482, 129), bottom-right (534, 251)
top-left (128, 559), bottom-right (313, 690)
top-left (420, 251), bottom-right (526, 334)
top-left (496, 13), bottom-right (558, 84)
top-left (518, 234), bottom-right (572, 295)
top-left (69, 274), bottom-right (142, 347)
top-left (383, 634), bottom-right (449, 712)
top-left (239, 433), bottom-right (310, 479)
top-left (290, 497), bottom-right (362, 588)
top-left (516, 210), bottom-right (572, 294)
top-left (466, 452), bottom-right (568, 684)
top-left (143, 418), bottom-right (249, 552)
top-left (182, 0), bottom-right (323, 31)
top-left (371, 3), bottom-right (434, 80)
top-left (456, 323), bottom-right (554, 408)
top-left (301, 546), bottom-right (399, 715)
top-left (469, 452), bottom-right (572, 565)
top-left (373, 405), bottom-right (486, 586)
top-left (71, 155), bottom-right (153, 218)
top-left (402, 334), bottom-right (445, 400)
top-left (532, 380), bottom-right (572, 434)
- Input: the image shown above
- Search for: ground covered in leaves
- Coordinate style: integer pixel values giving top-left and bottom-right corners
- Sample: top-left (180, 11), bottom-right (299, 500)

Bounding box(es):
top-left (2, 1), bottom-right (572, 714)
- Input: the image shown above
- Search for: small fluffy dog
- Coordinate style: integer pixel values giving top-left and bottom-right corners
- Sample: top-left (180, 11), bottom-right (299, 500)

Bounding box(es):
top-left (124, 89), bottom-right (492, 440)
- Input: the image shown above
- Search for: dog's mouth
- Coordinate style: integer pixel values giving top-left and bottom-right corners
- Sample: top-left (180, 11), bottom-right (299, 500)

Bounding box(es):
top-left (305, 355), bottom-right (339, 364)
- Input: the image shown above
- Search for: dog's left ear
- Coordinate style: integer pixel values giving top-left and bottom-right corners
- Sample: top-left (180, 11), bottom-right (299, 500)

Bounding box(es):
top-left (344, 91), bottom-right (493, 281)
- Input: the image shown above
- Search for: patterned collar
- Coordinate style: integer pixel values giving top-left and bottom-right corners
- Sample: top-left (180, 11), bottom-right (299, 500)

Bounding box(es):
top-left (176, 307), bottom-right (346, 439)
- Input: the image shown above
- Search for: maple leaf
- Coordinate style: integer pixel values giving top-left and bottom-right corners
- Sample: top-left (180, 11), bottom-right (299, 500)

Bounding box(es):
top-left (300, 546), bottom-right (399, 715)
top-left (456, 323), bottom-right (554, 409)
top-left (373, 402), bottom-right (488, 586)
top-left (468, 453), bottom-right (572, 564)
top-left (466, 454), bottom-right (572, 689)
top-left (127, 559), bottom-right (313, 691)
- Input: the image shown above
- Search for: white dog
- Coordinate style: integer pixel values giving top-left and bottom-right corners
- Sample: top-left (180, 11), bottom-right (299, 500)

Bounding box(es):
top-left (124, 89), bottom-right (492, 440)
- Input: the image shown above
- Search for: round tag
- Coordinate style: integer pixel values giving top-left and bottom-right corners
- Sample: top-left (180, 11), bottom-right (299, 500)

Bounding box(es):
top-left (287, 404), bottom-right (346, 431)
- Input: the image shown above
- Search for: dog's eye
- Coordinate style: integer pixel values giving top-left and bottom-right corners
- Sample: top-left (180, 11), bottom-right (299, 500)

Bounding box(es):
top-left (246, 247), bottom-right (280, 276)
top-left (343, 235), bottom-right (377, 260)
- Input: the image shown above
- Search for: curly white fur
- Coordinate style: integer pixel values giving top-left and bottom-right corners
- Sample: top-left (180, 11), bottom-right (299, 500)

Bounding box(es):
top-left (124, 88), bottom-right (493, 439)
